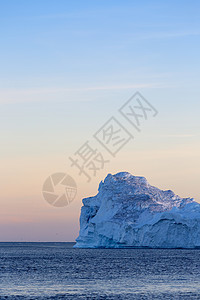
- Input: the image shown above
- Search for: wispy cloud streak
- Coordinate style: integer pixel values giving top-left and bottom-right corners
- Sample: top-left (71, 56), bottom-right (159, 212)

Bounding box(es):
top-left (0, 83), bottom-right (163, 104)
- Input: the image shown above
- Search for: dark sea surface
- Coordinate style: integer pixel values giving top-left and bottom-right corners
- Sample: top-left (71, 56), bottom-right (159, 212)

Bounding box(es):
top-left (0, 243), bottom-right (200, 299)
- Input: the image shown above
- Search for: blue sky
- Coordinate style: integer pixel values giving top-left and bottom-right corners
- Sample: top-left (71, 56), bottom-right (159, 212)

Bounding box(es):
top-left (1, 0), bottom-right (200, 93)
top-left (0, 1), bottom-right (200, 241)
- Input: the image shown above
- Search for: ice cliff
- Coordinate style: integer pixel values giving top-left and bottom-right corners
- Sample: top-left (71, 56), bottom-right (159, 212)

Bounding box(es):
top-left (74, 172), bottom-right (200, 248)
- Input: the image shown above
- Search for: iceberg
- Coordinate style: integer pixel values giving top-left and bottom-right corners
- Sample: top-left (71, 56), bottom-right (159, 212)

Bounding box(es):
top-left (74, 172), bottom-right (200, 248)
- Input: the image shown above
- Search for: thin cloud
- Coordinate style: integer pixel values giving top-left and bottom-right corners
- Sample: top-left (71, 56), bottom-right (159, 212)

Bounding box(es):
top-left (0, 83), bottom-right (163, 104)
top-left (155, 134), bottom-right (198, 138)
top-left (138, 31), bottom-right (200, 40)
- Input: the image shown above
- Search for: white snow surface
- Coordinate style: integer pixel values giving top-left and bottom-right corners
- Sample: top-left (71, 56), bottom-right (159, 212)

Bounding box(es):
top-left (74, 172), bottom-right (200, 248)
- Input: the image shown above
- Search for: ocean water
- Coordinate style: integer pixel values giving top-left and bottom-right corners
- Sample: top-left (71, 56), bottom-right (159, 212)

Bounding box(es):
top-left (0, 243), bottom-right (200, 299)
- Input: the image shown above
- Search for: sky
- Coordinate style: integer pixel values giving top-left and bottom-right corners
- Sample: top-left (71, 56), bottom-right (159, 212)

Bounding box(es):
top-left (0, 0), bottom-right (200, 241)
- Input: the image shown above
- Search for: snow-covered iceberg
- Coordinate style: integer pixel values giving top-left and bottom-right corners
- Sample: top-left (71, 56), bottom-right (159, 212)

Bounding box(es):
top-left (74, 172), bottom-right (200, 248)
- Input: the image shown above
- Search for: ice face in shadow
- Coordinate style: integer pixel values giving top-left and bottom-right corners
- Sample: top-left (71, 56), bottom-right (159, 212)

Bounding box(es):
top-left (74, 172), bottom-right (200, 248)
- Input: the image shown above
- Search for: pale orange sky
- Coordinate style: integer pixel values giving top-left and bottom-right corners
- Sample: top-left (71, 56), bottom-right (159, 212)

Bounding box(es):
top-left (1, 104), bottom-right (200, 241)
